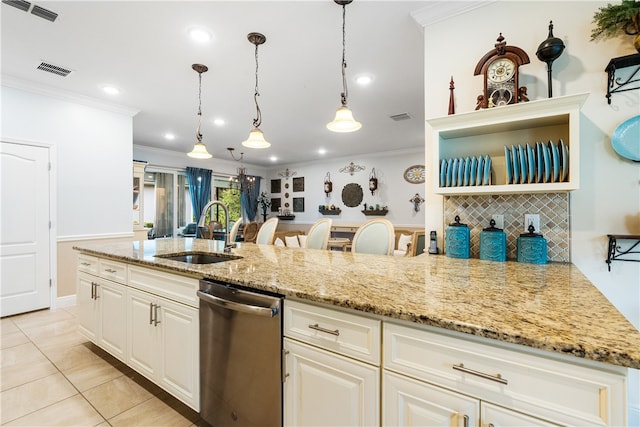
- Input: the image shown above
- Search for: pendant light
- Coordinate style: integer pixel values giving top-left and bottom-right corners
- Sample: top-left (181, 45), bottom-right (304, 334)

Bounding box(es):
top-left (242, 32), bottom-right (270, 149)
top-left (327, 0), bottom-right (361, 133)
top-left (187, 64), bottom-right (213, 159)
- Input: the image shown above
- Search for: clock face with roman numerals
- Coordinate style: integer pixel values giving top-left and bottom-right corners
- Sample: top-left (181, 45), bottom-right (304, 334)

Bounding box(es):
top-left (404, 165), bottom-right (425, 184)
top-left (487, 58), bottom-right (515, 83)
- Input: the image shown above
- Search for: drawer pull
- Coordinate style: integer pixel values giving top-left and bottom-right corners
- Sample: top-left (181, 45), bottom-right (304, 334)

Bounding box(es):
top-left (104, 268), bottom-right (117, 273)
top-left (308, 323), bottom-right (340, 336)
top-left (452, 363), bottom-right (508, 385)
top-left (463, 414), bottom-right (469, 427)
top-left (81, 262), bottom-right (91, 266)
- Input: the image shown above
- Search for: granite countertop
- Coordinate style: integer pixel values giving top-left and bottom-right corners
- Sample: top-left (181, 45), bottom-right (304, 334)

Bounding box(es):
top-left (74, 238), bottom-right (640, 369)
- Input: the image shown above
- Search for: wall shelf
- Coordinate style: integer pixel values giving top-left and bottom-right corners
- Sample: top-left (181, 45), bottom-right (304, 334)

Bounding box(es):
top-left (606, 234), bottom-right (640, 271)
top-left (319, 209), bottom-right (341, 215)
top-left (362, 209), bottom-right (388, 216)
top-left (604, 53), bottom-right (640, 105)
top-left (277, 215), bottom-right (296, 221)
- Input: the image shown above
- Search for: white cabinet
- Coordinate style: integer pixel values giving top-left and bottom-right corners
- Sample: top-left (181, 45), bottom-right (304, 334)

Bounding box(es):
top-left (481, 402), bottom-right (560, 427)
top-left (383, 322), bottom-right (627, 426)
top-left (427, 93), bottom-right (588, 195)
top-left (283, 300), bottom-right (381, 427)
top-left (76, 256), bottom-right (127, 362)
top-left (127, 287), bottom-right (199, 411)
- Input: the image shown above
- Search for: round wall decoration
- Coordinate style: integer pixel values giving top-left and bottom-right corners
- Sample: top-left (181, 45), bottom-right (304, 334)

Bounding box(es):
top-left (341, 183), bottom-right (364, 207)
top-left (403, 165), bottom-right (425, 184)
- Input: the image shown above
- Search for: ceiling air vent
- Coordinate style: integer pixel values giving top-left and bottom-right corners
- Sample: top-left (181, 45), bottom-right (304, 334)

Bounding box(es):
top-left (2, 0), bottom-right (31, 12)
top-left (36, 61), bottom-right (72, 77)
top-left (30, 4), bottom-right (57, 21)
top-left (389, 112), bottom-right (412, 121)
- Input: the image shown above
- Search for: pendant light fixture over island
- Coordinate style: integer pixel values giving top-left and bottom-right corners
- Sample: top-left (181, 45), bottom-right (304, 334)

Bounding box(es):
top-left (187, 63), bottom-right (213, 159)
top-left (242, 32), bottom-right (271, 149)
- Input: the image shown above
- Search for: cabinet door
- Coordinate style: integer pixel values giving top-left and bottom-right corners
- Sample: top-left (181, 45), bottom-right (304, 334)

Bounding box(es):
top-left (284, 338), bottom-right (379, 427)
top-left (384, 370), bottom-right (479, 427)
top-left (157, 298), bottom-right (199, 410)
top-left (97, 279), bottom-right (127, 362)
top-left (76, 272), bottom-right (97, 342)
top-left (481, 402), bottom-right (559, 426)
top-left (127, 288), bottom-right (158, 380)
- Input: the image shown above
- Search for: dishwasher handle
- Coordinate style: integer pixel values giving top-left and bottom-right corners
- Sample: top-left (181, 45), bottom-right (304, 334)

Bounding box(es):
top-left (197, 290), bottom-right (279, 317)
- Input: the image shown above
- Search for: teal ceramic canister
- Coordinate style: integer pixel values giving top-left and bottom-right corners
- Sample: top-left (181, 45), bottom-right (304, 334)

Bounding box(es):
top-left (445, 215), bottom-right (470, 259)
top-left (479, 219), bottom-right (507, 262)
top-left (517, 224), bottom-right (547, 264)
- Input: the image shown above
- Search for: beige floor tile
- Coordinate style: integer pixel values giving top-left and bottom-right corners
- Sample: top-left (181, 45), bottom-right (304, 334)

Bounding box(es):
top-left (63, 356), bottom-right (127, 392)
top-left (108, 397), bottom-right (194, 427)
top-left (5, 393), bottom-right (105, 426)
top-left (63, 305), bottom-right (79, 317)
top-left (10, 309), bottom-right (74, 331)
top-left (83, 375), bottom-right (153, 419)
top-left (1, 318), bottom-right (19, 335)
top-left (0, 372), bottom-right (78, 424)
top-left (1, 342), bottom-right (58, 391)
top-left (41, 342), bottom-right (105, 372)
top-left (0, 330), bottom-right (30, 350)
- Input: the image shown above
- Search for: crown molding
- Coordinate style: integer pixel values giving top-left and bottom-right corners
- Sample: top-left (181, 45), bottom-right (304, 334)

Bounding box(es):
top-left (411, 1), bottom-right (496, 27)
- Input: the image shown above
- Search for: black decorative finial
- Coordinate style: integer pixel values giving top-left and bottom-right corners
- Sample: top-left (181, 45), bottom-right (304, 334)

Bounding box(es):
top-left (536, 20), bottom-right (565, 98)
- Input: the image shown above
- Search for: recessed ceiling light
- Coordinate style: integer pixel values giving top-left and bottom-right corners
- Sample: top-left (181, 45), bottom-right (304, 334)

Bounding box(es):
top-left (189, 27), bottom-right (212, 43)
top-left (164, 133), bottom-right (175, 140)
top-left (270, 156), bottom-right (278, 162)
top-left (102, 85), bottom-right (120, 95)
top-left (213, 118), bottom-right (225, 126)
top-left (355, 74), bottom-right (374, 85)
top-left (318, 148), bottom-right (327, 155)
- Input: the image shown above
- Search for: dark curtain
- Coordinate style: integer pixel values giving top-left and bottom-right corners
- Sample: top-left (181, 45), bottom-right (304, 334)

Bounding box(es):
top-left (186, 167), bottom-right (212, 238)
top-left (241, 176), bottom-right (261, 221)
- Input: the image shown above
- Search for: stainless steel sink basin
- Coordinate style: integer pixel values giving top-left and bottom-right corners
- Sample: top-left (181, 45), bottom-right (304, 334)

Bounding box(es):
top-left (155, 252), bottom-right (241, 264)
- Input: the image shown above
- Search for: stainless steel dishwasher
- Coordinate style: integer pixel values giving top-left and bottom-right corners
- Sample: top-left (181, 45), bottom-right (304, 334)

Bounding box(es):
top-left (198, 279), bottom-right (283, 427)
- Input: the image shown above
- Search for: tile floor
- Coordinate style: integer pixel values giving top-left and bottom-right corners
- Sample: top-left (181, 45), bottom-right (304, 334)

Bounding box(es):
top-left (1, 306), bottom-right (204, 426)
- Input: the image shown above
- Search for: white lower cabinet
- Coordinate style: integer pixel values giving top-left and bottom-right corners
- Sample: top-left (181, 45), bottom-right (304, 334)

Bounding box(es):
top-left (127, 287), bottom-right (199, 410)
top-left (76, 272), bottom-right (127, 362)
top-left (480, 402), bottom-right (560, 427)
top-left (284, 338), bottom-right (379, 427)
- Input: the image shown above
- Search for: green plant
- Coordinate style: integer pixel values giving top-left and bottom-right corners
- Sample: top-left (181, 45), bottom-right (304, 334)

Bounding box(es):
top-left (257, 192), bottom-right (271, 211)
top-left (590, 0), bottom-right (640, 41)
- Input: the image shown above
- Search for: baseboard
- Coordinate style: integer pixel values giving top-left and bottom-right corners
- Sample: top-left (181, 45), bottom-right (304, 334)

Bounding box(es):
top-left (56, 294), bottom-right (76, 308)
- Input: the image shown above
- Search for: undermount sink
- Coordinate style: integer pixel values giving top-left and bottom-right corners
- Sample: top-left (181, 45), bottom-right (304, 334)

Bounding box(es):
top-left (155, 252), bottom-right (241, 264)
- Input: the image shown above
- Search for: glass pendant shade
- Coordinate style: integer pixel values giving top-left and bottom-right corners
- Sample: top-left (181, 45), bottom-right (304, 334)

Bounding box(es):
top-left (327, 106), bottom-right (362, 133)
top-left (242, 127), bottom-right (270, 149)
top-left (188, 141), bottom-right (212, 159)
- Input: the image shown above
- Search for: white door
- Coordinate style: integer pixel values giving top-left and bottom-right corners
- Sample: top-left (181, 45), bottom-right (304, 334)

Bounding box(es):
top-left (1, 142), bottom-right (51, 317)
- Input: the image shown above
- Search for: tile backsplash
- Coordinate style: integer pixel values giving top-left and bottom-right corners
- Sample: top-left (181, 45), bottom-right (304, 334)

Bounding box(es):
top-left (444, 193), bottom-right (570, 262)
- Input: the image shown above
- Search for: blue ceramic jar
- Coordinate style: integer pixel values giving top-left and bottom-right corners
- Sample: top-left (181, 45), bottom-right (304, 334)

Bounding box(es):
top-left (479, 219), bottom-right (507, 262)
top-left (517, 224), bottom-right (547, 264)
top-left (445, 215), bottom-right (470, 259)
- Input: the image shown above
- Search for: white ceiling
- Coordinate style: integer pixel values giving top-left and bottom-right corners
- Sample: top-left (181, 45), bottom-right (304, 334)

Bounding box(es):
top-left (1, 1), bottom-right (449, 167)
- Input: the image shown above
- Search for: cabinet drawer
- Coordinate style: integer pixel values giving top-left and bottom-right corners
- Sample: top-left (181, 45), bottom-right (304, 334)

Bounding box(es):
top-left (99, 259), bottom-right (127, 284)
top-left (383, 322), bottom-right (626, 426)
top-left (128, 265), bottom-right (199, 308)
top-left (78, 254), bottom-right (99, 276)
top-left (284, 300), bottom-right (380, 365)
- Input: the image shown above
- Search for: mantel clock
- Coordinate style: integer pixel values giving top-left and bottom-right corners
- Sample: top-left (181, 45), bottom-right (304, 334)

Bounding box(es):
top-left (474, 33), bottom-right (530, 107)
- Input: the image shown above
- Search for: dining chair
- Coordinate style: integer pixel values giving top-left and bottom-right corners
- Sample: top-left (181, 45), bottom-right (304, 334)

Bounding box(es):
top-left (256, 217), bottom-right (279, 245)
top-left (229, 217), bottom-right (243, 242)
top-left (305, 218), bottom-right (332, 250)
top-left (351, 218), bottom-right (395, 255)
top-left (243, 222), bottom-right (259, 243)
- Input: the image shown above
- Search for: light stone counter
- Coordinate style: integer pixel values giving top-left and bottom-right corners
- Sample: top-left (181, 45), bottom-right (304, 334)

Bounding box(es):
top-left (74, 238), bottom-right (640, 369)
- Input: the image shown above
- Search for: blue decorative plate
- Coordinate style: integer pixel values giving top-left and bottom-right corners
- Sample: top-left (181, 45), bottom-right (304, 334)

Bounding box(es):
top-left (457, 157), bottom-right (464, 187)
top-left (560, 139), bottom-right (569, 182)
top-left (440, 159), bottom-right (447, 187)
top-left (542, 142), bottom-right (551, 183)
top-left (526, 143), bottom-right (535, 184)
top-left (446, 158), bottom-right (453, 187)
top-left (511, 145), bottom-right (519, 185)
top-left (518, 144), bottom-right (527, 184)
top-left (463, 157), bottom-right (470, 186)
top-left (476, 155), bottom-right (484, 186)
top-left (549, 140), bottom-right (560, 183)
top-left (504, 146), bottom-right (512, 184)
top-left (483, 155), bottom-right (491, 185)
top-left (536, 142), bottom-right (544, 183)
top-left (451, 158), bottom-right (459, 187)
top-left (612, 115), bottom-right (640, 161)
top-left (469, 156), bottom-right (477, 186)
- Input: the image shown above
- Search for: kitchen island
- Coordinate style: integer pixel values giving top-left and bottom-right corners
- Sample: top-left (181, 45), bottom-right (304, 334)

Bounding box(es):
top-left (74, 238), bottom-right (639, 426)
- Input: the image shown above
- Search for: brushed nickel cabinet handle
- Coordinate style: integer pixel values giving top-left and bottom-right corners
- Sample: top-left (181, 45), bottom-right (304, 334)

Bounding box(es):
top-left (308, 323), bottom-right (340, 336)
top-left (81, 262), bottom-right (91, 266)
top-left (93, 283), bottom-right (99, 299)
top-left (153, 304), bottom-right (161, 326)
top-left (282, 349), bottom-right (290, 383)
top-left (463, 414), bottom-right (469, 427)
top-left (149, 302), bottom-right (154, 325)
top-left (104, 268), bottom-right (117, 273)
top-left (452, 363), bottom-right (508, 385)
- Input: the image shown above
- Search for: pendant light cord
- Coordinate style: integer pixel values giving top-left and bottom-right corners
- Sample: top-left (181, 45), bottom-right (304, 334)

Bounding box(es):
top-left (252, 42), bottom-right (262, 128)
top-left (340, 3), bottom-right (348, 107)
top-left (196, 72), bottom-right (203, 143)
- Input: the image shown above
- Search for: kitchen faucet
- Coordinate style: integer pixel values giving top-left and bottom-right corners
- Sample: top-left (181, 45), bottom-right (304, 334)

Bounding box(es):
top-left (197, 200), bottom-right (235, 252)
